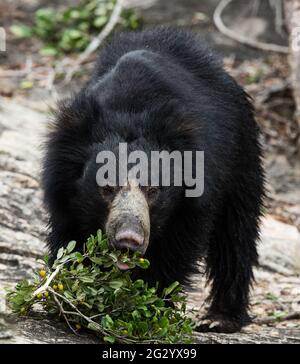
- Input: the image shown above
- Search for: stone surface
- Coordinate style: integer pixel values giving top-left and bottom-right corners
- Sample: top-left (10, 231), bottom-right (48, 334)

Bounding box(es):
top-left (0, 98), bottom-right (300, 344)
top-left (259, 217), bottom-right (300, 275)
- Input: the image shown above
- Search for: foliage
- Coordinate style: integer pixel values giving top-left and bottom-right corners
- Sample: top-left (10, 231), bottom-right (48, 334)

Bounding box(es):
top-left (6, 231), bottom-right (194, 344)
top-left (10, 0), bottom-right (142, 56)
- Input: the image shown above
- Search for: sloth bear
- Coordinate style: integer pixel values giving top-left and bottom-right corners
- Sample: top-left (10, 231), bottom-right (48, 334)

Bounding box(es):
top-left (42, 28), bottom-right (264, 333)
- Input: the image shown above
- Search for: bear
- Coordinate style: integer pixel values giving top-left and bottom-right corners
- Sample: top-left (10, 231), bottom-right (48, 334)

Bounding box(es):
top-left (42, 27), bottom-right (265, 333)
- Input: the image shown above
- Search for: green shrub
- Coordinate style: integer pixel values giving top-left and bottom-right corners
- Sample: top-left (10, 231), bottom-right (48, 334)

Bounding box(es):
top-left (11, 0), bottom-right (142, 56)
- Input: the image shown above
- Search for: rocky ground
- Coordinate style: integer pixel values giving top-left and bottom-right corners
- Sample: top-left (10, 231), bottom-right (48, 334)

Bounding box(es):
top-left (0, 0), bottom-right (300, 344)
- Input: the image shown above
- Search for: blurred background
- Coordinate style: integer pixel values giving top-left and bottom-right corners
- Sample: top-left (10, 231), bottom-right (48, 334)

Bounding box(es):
top-left (0, 0), bottom-right (300, 343)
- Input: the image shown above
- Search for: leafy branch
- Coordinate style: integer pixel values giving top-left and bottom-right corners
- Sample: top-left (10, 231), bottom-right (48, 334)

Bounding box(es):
top-left (6, 231), bottom-right (194, 344)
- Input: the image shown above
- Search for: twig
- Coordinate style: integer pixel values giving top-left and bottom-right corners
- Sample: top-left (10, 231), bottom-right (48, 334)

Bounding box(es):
top-left (213, 0), bottom-right (289, 54)
top-left (32, 265), bottom-right (61, 297)
top-left (46, 67), bottom-right (58, 100)
top-left (0, 58), bottom-right (33, 78)
top-left (254, 312), bottom-right (300, 325)
top-left (258, 107), bottom-right (292, 125)
top-left (48, 288), bottom-right (96, 324)
top-left (255, 80), bottom-right (291, 104)
top-left (64, 0), bottom-right (125, 83)
top-left (269, 0), bottom-right (284, 35)
top-left (48, 288), bottom-right (118, 340)
top-left (51, 291), bottom-right (80, 336)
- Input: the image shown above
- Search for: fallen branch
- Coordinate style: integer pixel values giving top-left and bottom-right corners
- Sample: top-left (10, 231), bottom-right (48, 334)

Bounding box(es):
top-left (269, 0), bottom-right (285, 35)
top-left (213, 0), bottom-right (289, 54)
top-left (44, 67), bottom-right (58, 100)
top-left (0, 58), bottom-right (33, 78)
top-left (255, 80), bottom-right (291, 104)
top-left (254, 312), bottom-right (300, 325)
top-left (64, 0), bottom-right (125, 83)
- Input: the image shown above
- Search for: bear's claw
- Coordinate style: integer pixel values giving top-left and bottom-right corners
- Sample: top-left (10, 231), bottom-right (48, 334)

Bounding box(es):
top-left (196, 316), bottom-right (243, 334)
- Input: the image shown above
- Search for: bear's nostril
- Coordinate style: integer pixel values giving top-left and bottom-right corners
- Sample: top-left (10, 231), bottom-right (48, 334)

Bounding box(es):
top-left (115, 230), bottom-right (144, 251)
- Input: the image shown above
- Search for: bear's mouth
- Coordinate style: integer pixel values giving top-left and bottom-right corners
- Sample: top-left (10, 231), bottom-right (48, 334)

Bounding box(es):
top-left (115, 253), bottom-right (145, 271)
top-left (116, 260), bottom-right (131, 271)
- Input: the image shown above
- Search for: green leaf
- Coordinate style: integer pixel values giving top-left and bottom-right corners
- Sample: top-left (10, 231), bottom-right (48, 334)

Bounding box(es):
top-left (69, 9), bottom-right (81, 19)
top-left (56, 247), bottom-right (64, 260)
top-left (39, 46), bottom-right (58, 57)
top-left (102, 315), bottom-right (114, 329)
top-left (86, 236), bottom-right (95, 255)
top-left (100, 238), bottom-right (108, 251)
top-left (76, 263), bottom-right (84, 272)
top-left (71, 280), bottom-right (79, 292)
top-left (159, 316), bottom-right (169, 328)
top-left (93, 16), bottom-right (107, 28)
top-left (86, 286), bottom-right (98, 296)
top-left (89, 257), bottom-right (104, 265)
top-left (35, 8), bottom-right (56, 21)
top-left (66, 240), bottom-right (76, 253)
top-left (43, 255), bottom-right (49, 264)
top-left (75, 252), bottom-right (84, 263)
top-left (63, 291), bottom-right (74, 300)
top-left (79, 276), bottom-right (94, 284)
top-left (87, 322), bottom-right (101, 332)
top-left (132, 310), bottom-right (141, 320)
top-left (136, 258), bottom-right (150, 269)
top-left (108, 252), bottom-right (118, 262)
top-left (97, 303), bottom-right (105, 312)
top-left (104, 336), bottom-right (115, 344)
top-left (68, 29), bottom-right (82, 39)
top-left (163, 281), bottom-right (180, 297)
top-left (20, 80), bottom-right (34, 89)
top-left (97, 230), bottom-right (102, 243)
top-left (109, 280), bottom-right (124, 290)
top-left (133, 279), bottom-right (144, 288)
top-left (10, 25), bottom-right (32, 38)
top-left (137, 321), bottom-right (148, 334)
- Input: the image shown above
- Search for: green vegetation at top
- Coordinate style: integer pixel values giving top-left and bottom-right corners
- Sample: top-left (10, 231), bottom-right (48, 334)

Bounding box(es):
top-left (11, 0), bottom-right (142, 56)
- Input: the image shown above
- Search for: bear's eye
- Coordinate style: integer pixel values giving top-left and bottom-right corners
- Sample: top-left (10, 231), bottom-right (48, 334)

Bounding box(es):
top-left (101, 185), bottom-right (116, 199)
top-left (147, 186), bottom-right (159, 200)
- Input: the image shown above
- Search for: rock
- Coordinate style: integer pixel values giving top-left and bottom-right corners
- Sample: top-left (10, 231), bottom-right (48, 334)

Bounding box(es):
top-left (259, 217), bottom-right (300, 275)
top-left (0, 78), bottom-right (15, 97)
top-left (0, 314), bottom-right (99, 344)
top-left (0, 97), bottom-right (300, 344)
top-left (266, 155), bottom-right (300, 206)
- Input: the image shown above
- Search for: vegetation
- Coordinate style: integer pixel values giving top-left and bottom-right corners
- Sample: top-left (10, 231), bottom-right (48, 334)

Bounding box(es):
top-left (11, 0), bottom-right (141, 56)
top-left (6, 231), bottom-right (194, 344)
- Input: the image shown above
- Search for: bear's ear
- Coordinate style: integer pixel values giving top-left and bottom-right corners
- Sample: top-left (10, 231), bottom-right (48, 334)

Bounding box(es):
top-left (49, 92), bottom-right (102, 139)
top-left (49, 97), bottom-right (87, 134)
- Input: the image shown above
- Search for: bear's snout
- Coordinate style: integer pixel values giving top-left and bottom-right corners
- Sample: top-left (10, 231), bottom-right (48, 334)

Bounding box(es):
top-left (115, 225), bottom-right (144, 252)
top-left (105, 180), bottom-right (151, 256)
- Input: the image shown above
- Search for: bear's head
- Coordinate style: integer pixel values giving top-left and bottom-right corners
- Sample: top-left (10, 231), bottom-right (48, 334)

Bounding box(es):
top-left (72, 136), bottom-right (185, 269)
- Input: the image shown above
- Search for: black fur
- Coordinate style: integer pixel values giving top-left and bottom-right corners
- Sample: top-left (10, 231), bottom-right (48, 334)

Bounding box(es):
top-left (42, 28), bottom-right (265, 331)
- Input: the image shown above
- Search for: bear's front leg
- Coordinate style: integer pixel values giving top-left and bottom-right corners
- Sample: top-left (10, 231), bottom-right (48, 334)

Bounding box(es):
top-left (196, 194), bottom-right (261, 334)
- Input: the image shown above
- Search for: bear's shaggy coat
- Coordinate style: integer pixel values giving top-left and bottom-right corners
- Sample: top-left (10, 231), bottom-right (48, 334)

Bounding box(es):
top-left (43, 28), bottom-right (264, 332)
